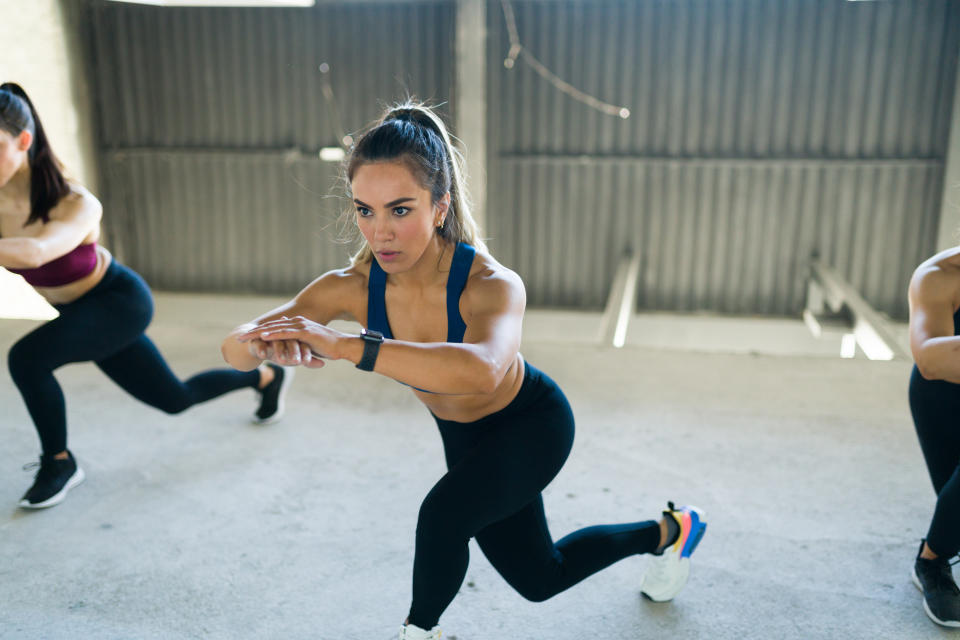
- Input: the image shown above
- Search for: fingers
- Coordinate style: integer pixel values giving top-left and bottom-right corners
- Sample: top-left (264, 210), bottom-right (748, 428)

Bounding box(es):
top-left (299, 341), bottom-right (313, 363)
top-left (247, 338), bottom-right (273, 361)
top-left (273, 339), bottom-right (302, 366)
top-left (237, 316), bottom-right (310, 341)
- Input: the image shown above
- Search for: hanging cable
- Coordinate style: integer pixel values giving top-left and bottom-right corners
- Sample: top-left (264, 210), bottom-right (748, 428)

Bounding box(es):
top-left (500, 0), bottom-right (630, 119)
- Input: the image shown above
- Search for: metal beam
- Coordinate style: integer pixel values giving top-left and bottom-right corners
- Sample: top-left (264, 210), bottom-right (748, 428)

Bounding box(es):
top-left (455, 0), bottom-right (487, 234)
top-left (808, 260), bottom-right (910, 360)
top-left (599, 252), bottom-right (641, 348)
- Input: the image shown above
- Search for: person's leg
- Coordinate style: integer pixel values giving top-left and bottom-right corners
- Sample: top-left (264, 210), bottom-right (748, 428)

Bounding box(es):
top-left (8, 270), bottom-right (152, 507)
top-left (909, 367), bottom-right (960, 558)
top-left (908, 366), bottom-right (960, 627)
top-left (7, 284), bottom-right (148, 456)
top-left (406, 388), bottom-right (575, 629)
top-left (475, 495), bottom-right (660, 602)
top-left (95, 334), bottom-right (260, 415)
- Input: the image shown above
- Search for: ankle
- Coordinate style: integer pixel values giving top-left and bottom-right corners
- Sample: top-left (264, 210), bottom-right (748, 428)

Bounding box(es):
top-left (52, 451), bottom-right (69, 461)
top-left (921, 541), bottom-right (940, 561)
top-left (258, 365), bottom-right (275, 390)
top-left (656, 514), bottom-right (679, 553)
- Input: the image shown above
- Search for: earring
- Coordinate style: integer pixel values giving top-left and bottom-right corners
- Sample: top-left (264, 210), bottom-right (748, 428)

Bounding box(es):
top-left (437, 218), bottom-right (445, 230)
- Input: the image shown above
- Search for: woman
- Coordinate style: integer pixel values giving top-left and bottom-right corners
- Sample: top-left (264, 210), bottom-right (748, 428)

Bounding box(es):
top-left (0, 83), bottom-right (292, 510)
top-left (908, 246), bottom-right (960, 628)
top-left (223, 104), bottom-right (707, 639)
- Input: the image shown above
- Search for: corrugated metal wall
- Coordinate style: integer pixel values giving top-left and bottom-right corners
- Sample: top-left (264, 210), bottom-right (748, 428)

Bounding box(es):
top-left (486, 0), bottom-right (960, 319)
top-left (82, 0), bottom-right (454, 293)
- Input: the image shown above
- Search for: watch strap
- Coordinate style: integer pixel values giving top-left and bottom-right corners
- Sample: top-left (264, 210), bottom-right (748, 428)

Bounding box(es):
top-left (356, 329), bottom-right (383, 371)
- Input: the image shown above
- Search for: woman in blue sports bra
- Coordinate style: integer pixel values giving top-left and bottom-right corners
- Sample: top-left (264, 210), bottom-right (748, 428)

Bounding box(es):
top-left (223, 103), bottom-right (707, 640)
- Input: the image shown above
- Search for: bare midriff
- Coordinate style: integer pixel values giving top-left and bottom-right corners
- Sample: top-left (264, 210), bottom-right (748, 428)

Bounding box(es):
top-left (416, 352), bottom-right (526, 423)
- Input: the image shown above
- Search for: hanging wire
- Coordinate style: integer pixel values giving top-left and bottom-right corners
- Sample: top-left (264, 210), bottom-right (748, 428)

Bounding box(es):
top-left (318, 62), bottom-right (352, 147)
top-left (500, 0), bottom-right (630, 119)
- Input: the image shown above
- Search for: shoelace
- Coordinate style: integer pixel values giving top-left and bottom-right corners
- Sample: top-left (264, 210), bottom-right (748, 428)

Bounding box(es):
top-left (22, 458), bottom-right (61, 484)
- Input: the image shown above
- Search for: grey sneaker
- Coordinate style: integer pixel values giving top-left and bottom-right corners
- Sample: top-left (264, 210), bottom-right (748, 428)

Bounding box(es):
top-left (913, 540), bottom-right (960, 628)
top-left (19, 451), bottom-right (86, 509)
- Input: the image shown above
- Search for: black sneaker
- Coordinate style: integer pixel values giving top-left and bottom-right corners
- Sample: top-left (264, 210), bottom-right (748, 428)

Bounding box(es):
top-left (253, 364), bottom-right (293, 425)
top-left (913, 540), bottom-right (960, 628)
top-left (19, 451), bottom-right (85, 509)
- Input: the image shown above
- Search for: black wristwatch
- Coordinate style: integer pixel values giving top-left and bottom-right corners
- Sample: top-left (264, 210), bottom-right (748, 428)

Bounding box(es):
top-left (356, 328), bottom-right (384, 371)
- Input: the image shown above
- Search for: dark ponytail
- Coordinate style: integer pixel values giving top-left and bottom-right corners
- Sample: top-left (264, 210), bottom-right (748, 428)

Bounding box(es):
top-left (0, 82), bottom-right (71, 225)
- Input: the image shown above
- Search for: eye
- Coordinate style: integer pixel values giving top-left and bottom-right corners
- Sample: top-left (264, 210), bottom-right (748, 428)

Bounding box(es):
top-left (393, 206), bottom-right (410, 216)
top-left (356, 206), bottom-right (372, 217)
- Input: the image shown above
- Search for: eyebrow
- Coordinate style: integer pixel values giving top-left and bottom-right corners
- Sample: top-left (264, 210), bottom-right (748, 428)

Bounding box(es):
top-left (353, 197), bottom-right (417, 208)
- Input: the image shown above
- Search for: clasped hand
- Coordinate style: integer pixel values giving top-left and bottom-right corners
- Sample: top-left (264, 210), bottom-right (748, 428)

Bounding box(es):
top-left (238, 316), bottom-right (345, 369)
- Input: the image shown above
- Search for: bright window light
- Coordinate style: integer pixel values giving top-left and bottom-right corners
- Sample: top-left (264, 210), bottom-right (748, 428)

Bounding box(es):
top-left (105, 1), bottom-right (315, 7)
top-left (319, 147), bottom-right (345, 162)
top-left (840, 333), bottom-right (857, 359)
top-left (0, 270), bottom-right (57, 321)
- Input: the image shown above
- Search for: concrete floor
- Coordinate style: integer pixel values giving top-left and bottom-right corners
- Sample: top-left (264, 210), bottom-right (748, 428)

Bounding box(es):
top-left (0, 293), bottom-right (949, 639)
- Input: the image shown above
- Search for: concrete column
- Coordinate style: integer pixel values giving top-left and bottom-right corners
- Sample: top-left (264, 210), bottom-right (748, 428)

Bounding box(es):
top-left (0, 0), bottom-right (98, 192)
top-left (455, 0), bottom-right (487, 236)
top-left (937, 40), bottom-right (960, 251)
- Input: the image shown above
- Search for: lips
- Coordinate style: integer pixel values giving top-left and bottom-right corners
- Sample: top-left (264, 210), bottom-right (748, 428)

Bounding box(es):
top-left (377, 250), bottom-right (401, 262)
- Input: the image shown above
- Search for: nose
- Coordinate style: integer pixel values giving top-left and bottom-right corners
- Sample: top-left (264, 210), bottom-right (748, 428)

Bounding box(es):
top-left (372, 213), bottom-right (394, 242)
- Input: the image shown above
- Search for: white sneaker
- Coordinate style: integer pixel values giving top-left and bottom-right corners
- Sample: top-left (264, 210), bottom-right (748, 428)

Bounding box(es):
top-left (398, 623), bottom-right (442, 639)
top-left (640, 502), bottom-right (707, 602)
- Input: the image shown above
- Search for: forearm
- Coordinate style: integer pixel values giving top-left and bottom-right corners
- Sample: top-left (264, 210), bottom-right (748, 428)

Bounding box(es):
top-left (222, 323), bottom-right (263, 371)
top-left (0, 238), bottom-right (42, 269)
top-left (915, 337), bottom-right (960, 383)
top-left (341, 337), bottom-right (504, 394)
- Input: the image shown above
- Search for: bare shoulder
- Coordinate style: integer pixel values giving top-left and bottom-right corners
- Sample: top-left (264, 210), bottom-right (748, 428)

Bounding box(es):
top-left (47, 182), bottom-right (102, 223)
top-left (462, 250), bottom-right (526, 315)
top-left (295, 261), bottom-right (370, 322)
top-left (301, 262), bottom-right (370, 297)
top-left (910, 248), bottom-right (960, 307)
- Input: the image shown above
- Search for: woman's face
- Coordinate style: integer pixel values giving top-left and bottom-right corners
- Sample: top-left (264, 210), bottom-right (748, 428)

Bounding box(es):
top-left (352, 160), bottom-right (448, 273)
top-left (0, 129), bottom-right (29, 189)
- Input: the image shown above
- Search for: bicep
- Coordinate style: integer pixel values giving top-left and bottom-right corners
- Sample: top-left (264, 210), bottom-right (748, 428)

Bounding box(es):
top-left (909, 275), bottom-right (957, 356)
top-left (460, 275), bottom-right (525, 367)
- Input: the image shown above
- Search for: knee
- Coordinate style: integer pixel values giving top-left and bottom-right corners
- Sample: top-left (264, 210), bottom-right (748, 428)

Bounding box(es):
top-left (8, 340), bottom-right (40, 381)
top-left (159, 399), bottom-right (191, 415)
top-left (416, 492), bottom-right (449, 533)
top-left (512, 580), bottom-right (555, 603)
top-left (416, 490), bottom-right (466, 541)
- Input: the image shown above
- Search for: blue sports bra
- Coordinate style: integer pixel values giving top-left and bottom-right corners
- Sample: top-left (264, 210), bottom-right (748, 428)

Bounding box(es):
top-left (366, 241), bottom-right (476, 391)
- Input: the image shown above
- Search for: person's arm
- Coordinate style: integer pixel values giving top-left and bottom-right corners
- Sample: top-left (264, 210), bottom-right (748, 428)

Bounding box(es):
top-left (0, 184), bottom-right (102, 269)
top-left (222, 267), bottom-right (361, 371)
top-left (909, 265), bottom-right (960, 383)
top-left (240, 267), bottom-right (526, 395)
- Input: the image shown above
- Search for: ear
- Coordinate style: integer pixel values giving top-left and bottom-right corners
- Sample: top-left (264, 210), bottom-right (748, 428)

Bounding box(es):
top-left (17, 130), bottom-right (32, 153)
top-left (436, 192), bottom-right (450, 218)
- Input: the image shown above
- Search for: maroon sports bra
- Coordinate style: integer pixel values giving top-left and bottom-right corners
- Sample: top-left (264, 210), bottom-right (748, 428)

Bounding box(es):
top-left (8, 242), bottom-right (99, 287)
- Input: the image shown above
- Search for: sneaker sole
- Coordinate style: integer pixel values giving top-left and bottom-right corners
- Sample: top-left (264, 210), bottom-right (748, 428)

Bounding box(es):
top-left (641, 558), bottom-right (690, 602)
top-left (252, 366), bottom-right (295, 425)
top-left (912, 567), bottom-right (960, 628)
top-left (19, 466), bottom-right (86, 509)
top-left (640, 505), bottom-right (707, 602)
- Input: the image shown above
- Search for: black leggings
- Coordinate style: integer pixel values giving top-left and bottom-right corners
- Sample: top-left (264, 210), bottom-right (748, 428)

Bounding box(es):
top-left (909, 366), bottom-right (960, 558)
top-left (7, 260), bottom-right (261, 456)
top-left (408, 362), bottom-right (659, 629)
